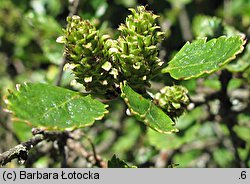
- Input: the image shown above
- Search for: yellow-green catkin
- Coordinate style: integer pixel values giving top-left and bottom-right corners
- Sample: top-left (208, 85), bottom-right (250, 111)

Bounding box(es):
top-left (115, 6), bottom-right (165, 92)
top-left (58, 15), bottom-right (119, 96)
top-left (154, 85), bottom-right (189, 118)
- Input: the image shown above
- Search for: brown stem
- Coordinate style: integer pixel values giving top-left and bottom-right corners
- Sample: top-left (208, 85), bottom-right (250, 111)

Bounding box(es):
top-left (83, 134), bottom-right (106, 168)
top-left (0, 129), bottom-right (70, 166)
top-left (0, 134), bottom-right (44, 166)
top-left (58, 131), bottom-right (69, 168)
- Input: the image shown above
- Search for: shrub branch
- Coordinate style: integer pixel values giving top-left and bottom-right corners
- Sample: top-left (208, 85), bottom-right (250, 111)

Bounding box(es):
top-left (0, 129), bottom-right (70, 166)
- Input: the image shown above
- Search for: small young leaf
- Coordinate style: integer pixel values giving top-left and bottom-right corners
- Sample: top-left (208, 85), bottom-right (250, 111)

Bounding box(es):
top-left (5, 83), bottom-right (108, 130)
top-left (162, 36), bottom-right (245, 80)
top-left (108, 155), bottom-right (136, 168)
top-left (120, 82), bottom-right (178, 134)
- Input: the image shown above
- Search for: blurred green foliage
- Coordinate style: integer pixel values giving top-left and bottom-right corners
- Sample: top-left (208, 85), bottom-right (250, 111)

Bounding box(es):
top-left (0, 0), bottom-right (250, 168)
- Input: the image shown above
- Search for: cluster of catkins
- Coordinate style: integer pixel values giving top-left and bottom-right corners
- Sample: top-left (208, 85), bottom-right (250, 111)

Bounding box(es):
top-left (58, 6), bottom-right (164, 95)
top-left (58, 6), bottom-right (189, 118)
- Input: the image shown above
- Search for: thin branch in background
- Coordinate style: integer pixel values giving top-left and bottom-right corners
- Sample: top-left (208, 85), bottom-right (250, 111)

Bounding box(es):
top-left (178, 5), bottom-right (193, 41)
top-left (87, 137), bottom-right (98, 164)
top-left (0, 120), bottom-right (20, 145)
top-left (83, 134), bottom-right (106, 168)
top-left (68, 0), bottom-right (80, 16)
top-left (0, 105), bottom-right (20, 144)
top-left (224, 0), bottom-right (232, 23)
top-left (0, 134), bottom-right (44, 166)
top-left (56, 58), bottom-right (67, 86)
top-left (57, 131), bottom-right (69, 168)
top-left (67, 134), bottom-right (106, 168)
top-left (155, 149), bottom-right (173, 168)
top-left (218, 70), bottom-right (245, 167)
top-left (0, 129), bottom-right (70, 166)
top-left (188, 69), bottom-right (249, 167)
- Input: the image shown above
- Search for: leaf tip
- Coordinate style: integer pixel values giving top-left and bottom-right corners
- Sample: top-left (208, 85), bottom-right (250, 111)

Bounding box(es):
top-left (161, 67), bottom-right (169, 74)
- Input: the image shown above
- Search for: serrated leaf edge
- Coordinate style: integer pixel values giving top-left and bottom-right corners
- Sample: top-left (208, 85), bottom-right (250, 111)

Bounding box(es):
top-left (162, 36), bottom-right (246, 80)
top-left (4, 83), bottom-right (109, 131)
top-left (120, 81), bottom-right (178, 134)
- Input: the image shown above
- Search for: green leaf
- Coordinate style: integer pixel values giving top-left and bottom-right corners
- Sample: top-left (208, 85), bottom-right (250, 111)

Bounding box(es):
top-left (233, 125), bottom-right (250, 142)
top-left (108, 155), bottom-right (136, 168)
top-left (12, 122), bottom-right (33, 141)
top-left (24, 12), bottom-right (64, 65)
top-left (6, 83), bottom-right (108, 130)
top-left (213, 148), bottom-right (234, 167)
top-left (192, 15), bottom-right (223, 39)
top-left (120, 82), bottom-right (178, 134)
top-left (192, 15), bottom-right (244, 39)
top-left (162, 36), bottom-right (245, 80)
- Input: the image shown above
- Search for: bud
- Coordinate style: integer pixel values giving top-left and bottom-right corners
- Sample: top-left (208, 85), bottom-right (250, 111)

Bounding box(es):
top-left (154, 86), bottom-right (189, 119)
